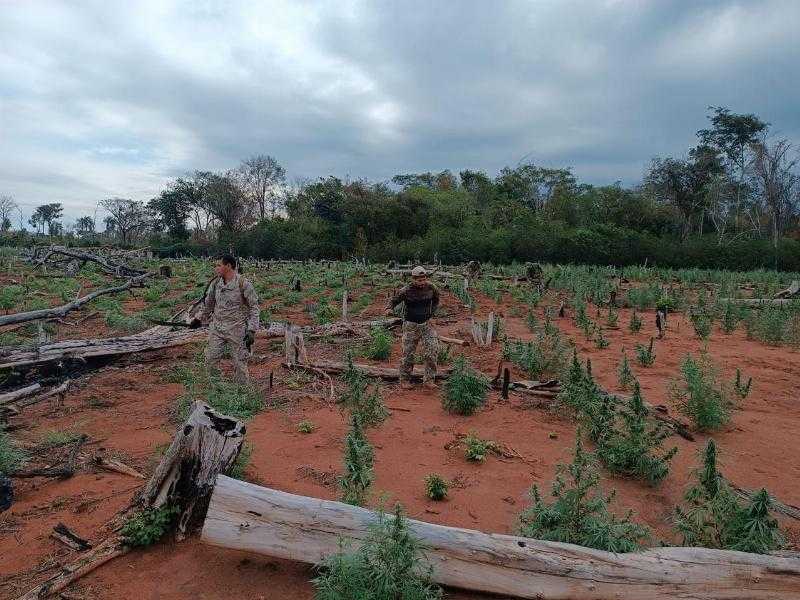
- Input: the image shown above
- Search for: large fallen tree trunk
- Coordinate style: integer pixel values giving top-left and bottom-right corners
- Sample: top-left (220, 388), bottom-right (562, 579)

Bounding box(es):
top-left (0, 274), bottom-right (150, 327)
top-left (719, 298), bottom-right (797, 306)
top-left (202, 476), bottom-right (800, 600)
top-left (283, 358), bottom-right (454, 381)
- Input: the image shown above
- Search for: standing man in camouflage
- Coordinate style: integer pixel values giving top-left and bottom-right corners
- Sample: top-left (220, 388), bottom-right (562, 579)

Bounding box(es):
top-left (385, 266), bottom-right (440, 390)
top-left (190, 254), bottom-right (259, 384)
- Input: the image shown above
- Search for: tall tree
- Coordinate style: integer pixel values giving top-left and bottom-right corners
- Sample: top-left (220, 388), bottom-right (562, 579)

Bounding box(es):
top-left (100, 198), bottom-right (151, 245)
top-left (148, 179), bottom-right (195, 239)
top-left (751, 138), bottom-right (799, 258)
top-left (194, 171), bottom-right (248, 237)
top-left (76, 216), bottom-right (95, 236)
top-left (29, 203), bottom-right (63, 235)
top-left (236, 155), bottom-right (287, 220)
top-left (697, 106), bottom-right (768, 233)
top-left (0, 195), bottom-right (17, 232)
top-left (495, 164), bottom-right (577, 212)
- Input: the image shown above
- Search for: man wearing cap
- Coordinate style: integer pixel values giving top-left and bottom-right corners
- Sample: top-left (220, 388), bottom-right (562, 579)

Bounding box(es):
top-left (385, 266), bottom-right (440, 389)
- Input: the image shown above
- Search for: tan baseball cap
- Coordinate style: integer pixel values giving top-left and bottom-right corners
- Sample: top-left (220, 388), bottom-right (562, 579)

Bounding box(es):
top-left (411, 266), bottom-right (427, 277)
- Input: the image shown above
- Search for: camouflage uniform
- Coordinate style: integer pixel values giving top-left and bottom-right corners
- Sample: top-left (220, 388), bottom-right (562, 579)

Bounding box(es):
top-left (199, 274), bottom-right (260, 383)
top-left (388, 283), bottom-right (440, 383)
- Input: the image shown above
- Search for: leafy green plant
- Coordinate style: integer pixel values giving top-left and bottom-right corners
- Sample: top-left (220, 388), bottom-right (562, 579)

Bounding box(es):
top-left (340, 364), bottom-right (389, 426)
top-left (634, 338), bottom-right (656, 367)
top-left (463, 432), bottom-right (493, 462)
top-left (517, 436), bottom-right (649, 553)
top-left (594, 328), bottom-right (609, 349)
top-left (442, 356), bottom-right (489, 416)
top-left (364, 325), bottom-right (392, 360)
top-left (339, 414), bottom-right (374, 506)
top-left (121, 505), bottom-right (180, 547)
top-left (175, 366), bottom-right (264, 421)
top-left (436, 344), bottom-right (451, 364)
top-left (502, 329), bottom-right (569, 380)
top-left (313, 504), bottom-right (442, 600)
top-left (0, 429), bottom-right (27, 474)
top-left (629, 310), bottom-right (642, 332)
top-left (732, 368), bottom-right (752, 400)
top-left (0, 285), bottom-right (24, 313)
top-left (424, 474), bottom-right (449, 501)
top-left (617, 353), bottom-right (635, 390)
top-left (594, 384), bottom-right (678, 485)
top-left (312, 299), bottom-right (337, 325)
top-left (690, 311), bottom-right (712, 340)
top-left (675, 440), bottom-right (783, 553)
top-left (605, 309), bottom-right (618, 328)
top-left (298, 420), bottom-right (316, 433)
top-left (671, 354), bottom-right (731, 431)
top-left (721, 301), bottom-right (740, 334)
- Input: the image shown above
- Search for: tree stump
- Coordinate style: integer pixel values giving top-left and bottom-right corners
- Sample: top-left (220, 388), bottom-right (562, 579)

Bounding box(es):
top-left (159, 264), bottom-right (172, 278)
top-left (138, 401), bottom-right (246, 539)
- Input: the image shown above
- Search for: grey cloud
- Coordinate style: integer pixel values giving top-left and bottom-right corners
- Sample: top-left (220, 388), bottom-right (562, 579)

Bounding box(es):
top-left (0, 0), bottom-right (798, 220)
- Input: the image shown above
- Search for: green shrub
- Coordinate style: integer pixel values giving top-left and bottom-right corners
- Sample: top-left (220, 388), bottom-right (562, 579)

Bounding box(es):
top-left (721, 301), bottom-right (740, 334)
top-left (629, 310), bottom-right (642, 332)
top-left (121, 505), bottom-right (180, 547)
top-left (340, 363), bottom-right (389, 427)
top-left (690, 311), bottom-right (712, 340)
top-left (463, 432), bottom-right (492, 462)
top-left (675, 440), bottom-right (783, 553)
top-left (312, 504), bottom-right (442, 600)
top-left (339, 414), bottom-right (374, 506)
top-left (606, 309), bottom-right (618, 328)
top-left (364, 326), bottom-right (392, 360)
top-left (634, 338), bottom-right (656, 367)
top-left (298, 420), bottom-right (316, 433)
top-left (312, 299), bottom-right (337, 325)
top-left (594, 384), bottom-right (678, 485)
top-left (424, 474), bottom-right (449, 501)
top-left (525, 310), bottom-right (538, 332)
top-left (175, 366), bottom-right (264, 421)
top-left (617, 353), bottom-right (635, 390)
top-left (442, 356), bottom-right (489, 416)
top-left (0, 430), bottom-right (27, 474)
top-left (0, 285), bottom-right (24, 313)
top-left (594, 328), bottom-right (609, 349)
top-left (436, 344), bottom-right (451, 364)
top-left (502, 329), bottom-right (569, 380)
top-left (517, 436), bottom-right (649, 553)
top-left (671, 354), bottom-right (731, 431)
top-left (557, 352), bottom-right (602, 417)
top-left (732, 368), bottom-right (752, 400)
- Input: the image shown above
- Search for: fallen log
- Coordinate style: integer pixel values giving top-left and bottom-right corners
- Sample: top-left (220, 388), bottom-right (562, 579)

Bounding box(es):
top-left (0, 383), bottom-right (42, 406)
top-left (202, 476), bottom-right (800, 600)
top-left (719, 298), bottom-right (797, 306)
top-left (0, 274), bottom-right (150, 327)
top-left (438, 335), bottom-right (468, 346)
top-left (283, 359), bottom-right (454, 381)
top-left (730, 482), bottom-right (800, 522)
top-left (32, 246), bottom-right (146, 278)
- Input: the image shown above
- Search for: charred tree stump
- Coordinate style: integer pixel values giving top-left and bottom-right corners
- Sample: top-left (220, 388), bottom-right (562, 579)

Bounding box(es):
top-left (138, 401), bottom-right (246, 540)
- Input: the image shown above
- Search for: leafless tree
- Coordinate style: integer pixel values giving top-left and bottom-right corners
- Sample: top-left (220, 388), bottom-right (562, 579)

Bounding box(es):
top-left (0, 194), bottom-right (18, 232)
top-left (99, 197), bottom-right (152, 245)
top-left (751, 137), bottom-right (799, 252)
top-left (236, 155), bottom-right (287, 220)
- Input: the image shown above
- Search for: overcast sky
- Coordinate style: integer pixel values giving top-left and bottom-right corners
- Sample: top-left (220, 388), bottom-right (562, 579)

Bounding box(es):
top-left (1, 0), bottom-right (798, 224)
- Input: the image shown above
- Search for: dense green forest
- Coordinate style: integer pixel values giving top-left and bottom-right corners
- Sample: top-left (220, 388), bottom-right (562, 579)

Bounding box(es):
top-left (3, 107), bottom-right (799, 270)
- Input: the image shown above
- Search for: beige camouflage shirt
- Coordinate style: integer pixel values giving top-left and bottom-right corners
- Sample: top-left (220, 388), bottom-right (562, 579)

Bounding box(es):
top-left (200, 274), bottom-right (260, 334)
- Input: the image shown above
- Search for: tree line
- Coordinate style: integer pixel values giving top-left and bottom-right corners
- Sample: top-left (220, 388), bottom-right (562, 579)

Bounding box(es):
top-left (3, 106), bottom-right (799, 270)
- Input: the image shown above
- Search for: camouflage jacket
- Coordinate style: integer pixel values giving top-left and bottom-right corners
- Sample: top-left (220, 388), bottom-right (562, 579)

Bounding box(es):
top-left (199, 274), bottom-right (260, 333)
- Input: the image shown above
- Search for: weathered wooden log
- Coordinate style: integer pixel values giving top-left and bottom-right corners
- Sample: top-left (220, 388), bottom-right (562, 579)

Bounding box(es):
top-left (32, 246), bottom-right (146, 277)
top-left (438, 335), bottom-right (468, 346)
top-left (202, 476), bottom-right (800, 600)
top-left (0, 383), bottom-right (42, 406)
top-left (283, 359), bottom-right (454, 381)
top-left (719, 298), bottom-right (797, 306)
top-left (138, 401), bottom-right (245, 539)
top-left (0, 274), bottom-right (150, 327)
top-left (730, 482), bottom-right (800, 522)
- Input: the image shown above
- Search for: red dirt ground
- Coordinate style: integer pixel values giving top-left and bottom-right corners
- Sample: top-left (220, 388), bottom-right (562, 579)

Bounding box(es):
top-left (2, 292), bottom-right (800, 599)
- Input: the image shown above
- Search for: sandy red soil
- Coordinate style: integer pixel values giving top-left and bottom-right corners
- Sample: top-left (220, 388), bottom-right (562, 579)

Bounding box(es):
top-left (2, 290), bottom-right (800, 599)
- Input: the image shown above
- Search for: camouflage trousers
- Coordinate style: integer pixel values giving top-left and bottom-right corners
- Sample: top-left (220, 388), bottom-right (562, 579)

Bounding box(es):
top-left (400, 320), bottom-right (438, 383)
top-left (205, 325), bottom-right (250, 384)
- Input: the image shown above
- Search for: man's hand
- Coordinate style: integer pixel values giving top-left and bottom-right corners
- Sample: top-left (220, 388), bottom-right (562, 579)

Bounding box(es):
top-left (243, 330), bottom-right (255, 350)
top-left (189, 318), bottom-right (202, 329)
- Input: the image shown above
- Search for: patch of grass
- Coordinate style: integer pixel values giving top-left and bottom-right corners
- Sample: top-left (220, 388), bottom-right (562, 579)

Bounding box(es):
top-left (502, 329), bottom-right (569, 380)
top-left (0, 429), bottom-right (27, 474)
top-left (40, 429), bottom-right (83, 447)
top-left (424, 474), bottom-right (449, 501)
top-left (121, 505), bottom-right (180, 547)
top-left (174, 365), bottom-right (265, 421)
top-left (227, 443), bottom-right (252, 481)
top-left (442, 356), bottom-right (489, 416)
top-left (312, 504), bottom-right (442, 600)
top-left (0, 284), bottom-right (25, 313)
